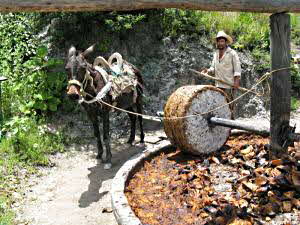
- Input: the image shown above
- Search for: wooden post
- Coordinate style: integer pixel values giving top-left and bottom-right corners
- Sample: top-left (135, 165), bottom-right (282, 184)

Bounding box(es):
top-left (270, 13), bottom-right (291, 159)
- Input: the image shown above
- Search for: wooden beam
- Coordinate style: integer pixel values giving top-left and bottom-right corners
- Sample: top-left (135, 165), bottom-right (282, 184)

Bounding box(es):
top-left (270, 13), bottom-right (291, 159)
top-left (209, 117), bottom-right (270, 136)
top-left (0, 0), bottom-right (299, 12)
top-left (209, 117), bottom-right (300, 142)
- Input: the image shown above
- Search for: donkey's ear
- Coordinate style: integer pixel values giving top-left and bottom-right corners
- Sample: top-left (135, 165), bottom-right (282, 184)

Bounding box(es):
top-left (83, 44), bottom-right (95, 57)
top-left (68, 46), bottom-right (76, 58)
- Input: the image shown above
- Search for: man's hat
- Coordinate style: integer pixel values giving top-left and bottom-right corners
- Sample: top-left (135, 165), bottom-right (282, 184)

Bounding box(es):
top-left (216, 31), bottom-right (233, 44)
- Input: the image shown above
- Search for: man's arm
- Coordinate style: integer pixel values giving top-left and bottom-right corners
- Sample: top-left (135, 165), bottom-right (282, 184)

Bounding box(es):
top-left (234, 76), bottom-right (240, 89)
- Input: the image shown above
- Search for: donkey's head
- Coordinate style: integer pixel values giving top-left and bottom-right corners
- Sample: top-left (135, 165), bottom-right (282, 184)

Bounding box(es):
top-left (65, 45), bottom-right (95, 100)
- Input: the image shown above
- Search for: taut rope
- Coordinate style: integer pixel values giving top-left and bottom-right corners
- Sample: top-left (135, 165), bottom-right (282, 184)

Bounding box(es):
top-left (74, 66), bottom-right (292, 122)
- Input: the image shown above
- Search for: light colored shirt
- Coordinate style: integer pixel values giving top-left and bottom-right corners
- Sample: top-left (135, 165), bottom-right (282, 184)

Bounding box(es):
top-left (208, 47), bottom-right (241, 89)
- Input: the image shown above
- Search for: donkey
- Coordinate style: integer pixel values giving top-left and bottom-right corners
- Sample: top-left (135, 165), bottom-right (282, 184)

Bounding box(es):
top-left (65, 45), bottom-right (145, 169)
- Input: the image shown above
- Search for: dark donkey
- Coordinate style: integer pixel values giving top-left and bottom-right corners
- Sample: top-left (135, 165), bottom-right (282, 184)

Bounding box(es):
top-left (65, 45), bottom-right (145, 169)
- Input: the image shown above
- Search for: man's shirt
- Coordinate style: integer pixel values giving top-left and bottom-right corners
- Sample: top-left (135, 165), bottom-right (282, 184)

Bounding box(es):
top-left (208, 47), bottom-right (241, 89)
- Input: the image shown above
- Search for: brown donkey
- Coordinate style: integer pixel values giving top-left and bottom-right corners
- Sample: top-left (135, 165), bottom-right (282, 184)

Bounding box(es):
top-left (65, 45), bottom-right (145, 169)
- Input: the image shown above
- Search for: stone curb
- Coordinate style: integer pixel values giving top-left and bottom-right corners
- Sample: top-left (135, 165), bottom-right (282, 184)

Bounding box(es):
top-left (111, 140), bottom-right (173, 225)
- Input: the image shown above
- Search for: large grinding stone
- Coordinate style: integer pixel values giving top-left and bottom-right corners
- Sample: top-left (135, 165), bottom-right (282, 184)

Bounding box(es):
top-left (164, 85), bottom-right (232, 155)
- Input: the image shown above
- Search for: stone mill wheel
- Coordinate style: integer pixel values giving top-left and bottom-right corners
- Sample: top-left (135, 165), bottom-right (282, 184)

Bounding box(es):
top-left (163, 85), bottom-right (232, 155)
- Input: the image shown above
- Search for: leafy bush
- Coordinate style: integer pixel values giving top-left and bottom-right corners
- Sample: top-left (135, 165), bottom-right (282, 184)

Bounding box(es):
top-left (20, 46), bottom-right (65, 114)
top-left (233, 13), bottom-right (269, 51)
top-left (1, 117), bottom-right (65, 166)
top-left (162, 9), bottom-right (200, 36)
top-left (0, 13), bottom-right (66, 118)
top-left (104, 12), bottom-right (146, 31)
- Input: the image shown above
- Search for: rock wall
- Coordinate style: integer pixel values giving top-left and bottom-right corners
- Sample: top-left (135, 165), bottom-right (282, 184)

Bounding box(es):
top-left (46, 13), bottom-right (269, 119)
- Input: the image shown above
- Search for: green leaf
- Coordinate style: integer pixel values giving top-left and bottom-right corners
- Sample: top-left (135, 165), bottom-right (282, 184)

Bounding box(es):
top-left (33, 102), bottom-right (47, 111)
top-left (45, 58), bottom-right (64, 67)
top-left (33, 94), bottom-right (43, 100)
top-left (36, 46), bottom-right (47, 58)
top-left (26, 101), bottom-right (35, 108)
top-left (19, 105), bottom-right (28, 113)
top-left (49, 103), bottom-right (58, 112)
top-left (51, 97), bottom-right (61, 105)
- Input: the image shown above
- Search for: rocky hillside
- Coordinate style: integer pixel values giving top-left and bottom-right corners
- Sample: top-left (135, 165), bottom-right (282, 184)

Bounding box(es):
top-left (46, 12), bottom-right (269, 120)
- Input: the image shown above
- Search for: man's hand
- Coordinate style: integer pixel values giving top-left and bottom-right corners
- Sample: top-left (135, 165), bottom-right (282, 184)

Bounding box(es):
top-left (233, 77), bottom-right (240, 89)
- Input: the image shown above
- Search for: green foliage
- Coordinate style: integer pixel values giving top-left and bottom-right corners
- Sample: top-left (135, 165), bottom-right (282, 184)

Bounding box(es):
top-left (1, 117), bottom-right (65, 166)
top-left (251, 48), bottom-right (270, 73)
top-left (0, 195), bottom-right (14, 225)
top-left (161, 10), bottom-right (270, 51)
top-left (233, 13), bottom-right (269, 51)
top-left (104, 12), bottom-right (146, 31)
top-left (162, 9), bottom-right (205, 37)
top-left (21, 47), bottom-right (65, 114)
top-left (0, 116), bottom-right (65, 224)
top-left (161, 9), bottom-right (188, 36)
top-left (0, 13), bottom-right (66, 118)
top-left (291, 14), bottom-right (300, 45)
top-left (291, 96), bottom-right (300, 111)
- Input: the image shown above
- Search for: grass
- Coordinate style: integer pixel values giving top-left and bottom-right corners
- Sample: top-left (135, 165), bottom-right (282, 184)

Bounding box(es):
top-left (0, 196), bottom-right (14, 225)
top-left (0, 116), bottom-right (65, 225)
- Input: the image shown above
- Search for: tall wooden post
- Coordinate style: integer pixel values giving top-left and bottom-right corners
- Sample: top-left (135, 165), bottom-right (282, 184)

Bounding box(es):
top-left (270, 13), bottom-right (291, 159)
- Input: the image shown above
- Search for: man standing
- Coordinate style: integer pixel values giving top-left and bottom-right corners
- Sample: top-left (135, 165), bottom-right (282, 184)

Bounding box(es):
top-left (202, 31), bottom-right (241, 116)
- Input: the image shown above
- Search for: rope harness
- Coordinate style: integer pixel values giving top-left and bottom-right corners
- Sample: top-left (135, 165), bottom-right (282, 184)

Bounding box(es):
top-left (68, 69), bottom-right (96, 99)
top-left (68, 62), bottom-right (291, 122)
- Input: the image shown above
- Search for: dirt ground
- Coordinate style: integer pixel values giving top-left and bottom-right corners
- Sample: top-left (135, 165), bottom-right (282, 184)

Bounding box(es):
top-left (12, 113), bottom-right (300, 225)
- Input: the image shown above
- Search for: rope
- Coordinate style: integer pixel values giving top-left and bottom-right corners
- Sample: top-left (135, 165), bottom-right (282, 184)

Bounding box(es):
top-left (97, 99), bottom-right (163, 122)
top-left (81, 66), bottom-right (292, 122)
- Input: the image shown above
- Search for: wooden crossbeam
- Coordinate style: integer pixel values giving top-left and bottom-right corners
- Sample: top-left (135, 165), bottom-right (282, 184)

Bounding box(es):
top-left (0, 0), bottom-right (299, 12)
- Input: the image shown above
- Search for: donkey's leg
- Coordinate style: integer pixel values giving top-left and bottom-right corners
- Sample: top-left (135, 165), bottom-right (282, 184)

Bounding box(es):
top-left (127, 106), bottom-right (137, 145)
top-left (136, 101), bottom-right (145, 144)
top-left (88, 113), bottom-right (103, 160)
top-left (102, 111), bottom-right (112, 169)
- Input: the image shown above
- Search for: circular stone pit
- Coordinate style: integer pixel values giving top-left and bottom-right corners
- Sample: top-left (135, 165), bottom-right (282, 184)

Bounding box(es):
top-left (111, 133), bottom-right (300, 225)
top-left (111, 140), bottom-right (173, 225)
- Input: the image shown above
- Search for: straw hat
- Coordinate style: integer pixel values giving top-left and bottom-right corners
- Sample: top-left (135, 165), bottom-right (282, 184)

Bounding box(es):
top-left (216, 31), bottom-right (233, 44)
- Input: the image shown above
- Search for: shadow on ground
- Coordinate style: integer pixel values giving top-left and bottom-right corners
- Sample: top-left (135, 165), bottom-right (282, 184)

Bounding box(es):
top-left (78, 138), bottom-right (148, 208)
